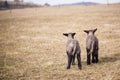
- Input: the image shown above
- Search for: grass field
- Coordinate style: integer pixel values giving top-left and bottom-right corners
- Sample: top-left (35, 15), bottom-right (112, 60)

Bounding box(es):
top-left (0, 4), bottom-right (120, 80)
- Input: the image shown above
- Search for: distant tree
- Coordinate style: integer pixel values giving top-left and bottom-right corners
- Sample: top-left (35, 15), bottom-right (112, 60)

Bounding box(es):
top-left (18, 0), bottom-right (24, 2)
top-left (5, 1), bottom-right (9, 8)
top-left (0, 1), bottom-right (4, 7)
top-left (44, 3), bottom-right (50, 7)
top-left (21, 0), bottom-right (24, 2)
top-left (0, 1), bottom-right (9, 9)
top-left (14, 0), bottom-right (20, 2)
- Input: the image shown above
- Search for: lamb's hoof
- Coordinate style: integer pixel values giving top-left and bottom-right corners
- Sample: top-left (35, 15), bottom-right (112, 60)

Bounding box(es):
top-left (79, 67), bottom-right (82, 70)
top-left (67, 67), bottom-right (70, 69)
top-left (96, 60), bottom-right (99, 63)
top-left (72, 63), bottom-right (75, 65)
top-left (87, 63), bottom-right (91, 65)
top-left (92, 60), bottom-right (95, 63)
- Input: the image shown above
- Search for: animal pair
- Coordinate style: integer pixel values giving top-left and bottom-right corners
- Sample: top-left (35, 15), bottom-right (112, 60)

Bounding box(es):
top-left (63, 28), bottom-right (99, 69)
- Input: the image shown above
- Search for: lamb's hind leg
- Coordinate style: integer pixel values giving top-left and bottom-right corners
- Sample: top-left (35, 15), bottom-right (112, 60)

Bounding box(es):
top-left (67, 54), bottom-right (73, 69)
top-left (92, 50), bottom-right (95, 63)
top-left (87, 49), bottom-right (91, 65)
top-left (72, 53), bottom-right (75, 65)
top-left (77, 53), bottom-right (82, 69)
top-left (95, 50), bottom-right (99, 63)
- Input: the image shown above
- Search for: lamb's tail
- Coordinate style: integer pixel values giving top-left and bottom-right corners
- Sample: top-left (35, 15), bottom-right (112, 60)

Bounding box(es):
top-left (72, 45), bottom-right (76, 55)
top-left (89, 42), bottom-right (94, 55)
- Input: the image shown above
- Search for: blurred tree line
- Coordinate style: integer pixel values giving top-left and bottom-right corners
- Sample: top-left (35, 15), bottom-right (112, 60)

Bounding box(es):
top-left (0, 0), bottom-right (50, 10)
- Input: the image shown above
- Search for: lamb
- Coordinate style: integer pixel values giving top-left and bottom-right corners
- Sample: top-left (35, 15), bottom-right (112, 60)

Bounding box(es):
top-left (84, 28), bottom-right (99, 65)
top-left (63, 33), bottom-right (82, 69)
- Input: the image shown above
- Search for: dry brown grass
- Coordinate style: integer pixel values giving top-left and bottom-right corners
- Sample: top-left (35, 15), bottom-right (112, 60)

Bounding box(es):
top-left (0, 4), bottom-right (120, 80)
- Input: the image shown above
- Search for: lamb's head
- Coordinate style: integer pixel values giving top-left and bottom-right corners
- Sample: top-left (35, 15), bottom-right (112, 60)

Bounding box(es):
top-left (63, 33), bottom-right (76, 39)
top-left (84, 28), bottom-right (97, 35)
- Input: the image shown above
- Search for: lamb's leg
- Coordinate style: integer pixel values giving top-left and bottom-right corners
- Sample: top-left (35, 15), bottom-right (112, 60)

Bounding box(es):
top-left (67, 55), bottom-right (73, 69)
top-left (95, 50), bottom-right (99, 63)
top-left (77, 53), bottom-right (82, 69)
top-left (72, 53), bottom-right (75, 65)
top-left (92, 51), bottom-right (95, 63)
top-left (87, 49), bottom-right (91, 65)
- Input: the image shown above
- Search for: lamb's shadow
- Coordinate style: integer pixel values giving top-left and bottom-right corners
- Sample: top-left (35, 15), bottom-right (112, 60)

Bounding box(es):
top-left (99, 53), bottom-right (120, 63)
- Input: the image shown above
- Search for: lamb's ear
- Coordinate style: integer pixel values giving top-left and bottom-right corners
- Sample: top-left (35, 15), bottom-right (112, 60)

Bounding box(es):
top-left (63, 33), bottom-right (68, 36)
top-left (93, 28), bottom-right (97, 33)
top-left (84, 30), bottom-right (89, 34)
top-left (72, 33), bottom-right (76, 36)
